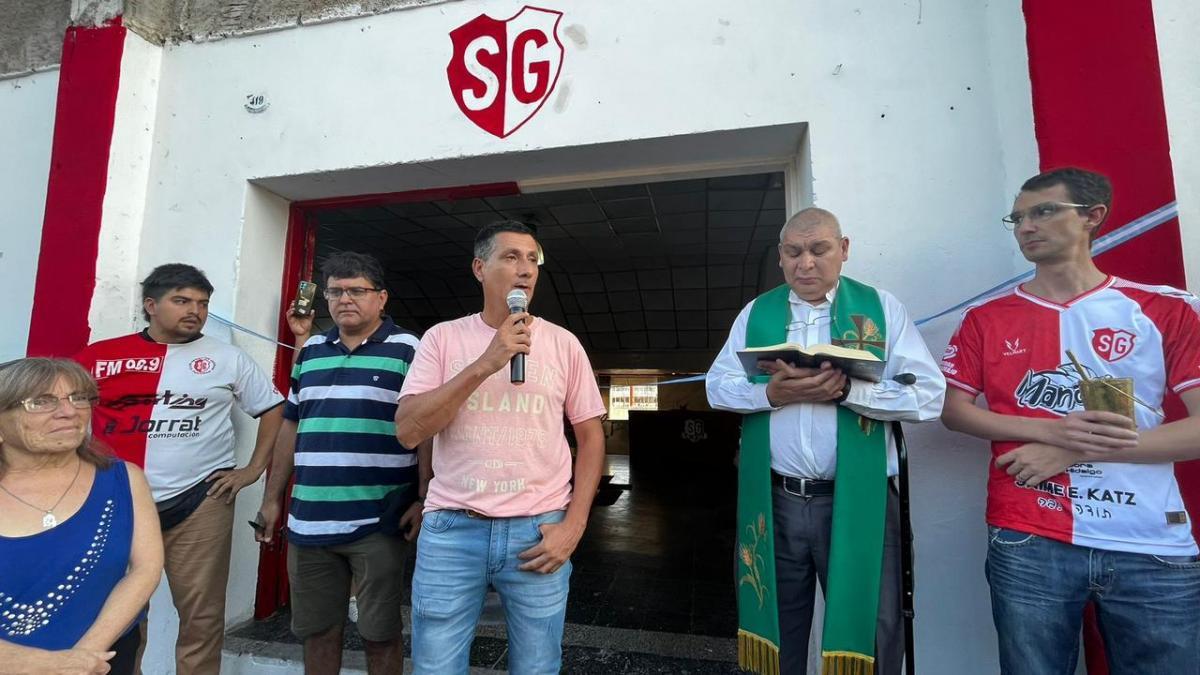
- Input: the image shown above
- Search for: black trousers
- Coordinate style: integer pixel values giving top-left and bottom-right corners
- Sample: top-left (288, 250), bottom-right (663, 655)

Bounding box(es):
top-left (107, 625), bottom-right (142, 675)
top-left (772, 484), bottom-right (903, 675)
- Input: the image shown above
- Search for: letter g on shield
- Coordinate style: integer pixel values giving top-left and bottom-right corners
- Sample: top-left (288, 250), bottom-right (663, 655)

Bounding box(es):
top-left (1091, 328), bottom-right (1136, 363)
top-left (447, 6), bottom-right (565, 138)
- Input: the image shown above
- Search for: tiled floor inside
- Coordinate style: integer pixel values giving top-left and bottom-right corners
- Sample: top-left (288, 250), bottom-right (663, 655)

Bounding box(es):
top-left (568, 454), bottom-right (739, 638)
top-left (230, 454), bottom-right (746, 673)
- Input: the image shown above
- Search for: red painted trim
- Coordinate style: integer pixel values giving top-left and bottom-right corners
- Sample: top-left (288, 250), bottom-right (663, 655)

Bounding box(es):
top-left (253, 203), bottom-right (313, 619)
top-left (26, 18), bottom-right (126, 357)
top-left (253, 180), bottom-right (520, 617)
top-left (293, 182), bottom-right (519, 211)
top-left (1023, 2), bottom-right (1182, 288)
top-left (1022, 3), bottom-right (1193, 672)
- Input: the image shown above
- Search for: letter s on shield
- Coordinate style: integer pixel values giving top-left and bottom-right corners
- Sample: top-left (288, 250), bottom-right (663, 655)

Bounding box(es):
top-left (1091, 328), bottom-right (1136, 363)
top-left (447, 6), bottom-right (565, 138)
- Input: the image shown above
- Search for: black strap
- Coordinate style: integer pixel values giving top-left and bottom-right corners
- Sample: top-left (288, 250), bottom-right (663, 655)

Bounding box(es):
top-left (155, 471), bottom-right (226, 531)
top-left (891, 421), bottom-right (916, 675)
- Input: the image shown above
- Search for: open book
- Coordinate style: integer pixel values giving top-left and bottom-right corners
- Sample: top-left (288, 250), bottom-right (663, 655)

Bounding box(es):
top-left (736, 343), bottom-right (885, 382)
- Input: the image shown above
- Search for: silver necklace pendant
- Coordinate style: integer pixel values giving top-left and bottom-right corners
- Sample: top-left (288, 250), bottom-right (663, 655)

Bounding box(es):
top-left (42, 512), bottom-right (57, 529)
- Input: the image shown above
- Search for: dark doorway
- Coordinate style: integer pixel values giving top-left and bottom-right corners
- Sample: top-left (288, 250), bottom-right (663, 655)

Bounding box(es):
top-left (247, 172), bottom-right (788, 671)
top-left (307, 172), bottom-right (786, 373)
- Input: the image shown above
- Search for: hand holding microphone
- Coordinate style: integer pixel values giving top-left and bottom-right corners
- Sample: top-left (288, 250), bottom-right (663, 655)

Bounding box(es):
top-left (507, 289), bottom-right (528, 384)
top-left (476, 290), bottom-right (531, 380)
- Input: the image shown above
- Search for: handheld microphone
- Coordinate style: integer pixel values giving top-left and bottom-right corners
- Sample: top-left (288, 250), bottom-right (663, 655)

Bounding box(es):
top-left (506, 289), bottom-right (527, 384)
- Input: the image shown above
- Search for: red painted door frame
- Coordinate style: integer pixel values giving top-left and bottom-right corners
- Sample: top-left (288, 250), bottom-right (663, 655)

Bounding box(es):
top-left (1021, 2), bottom-right (1193, 672)
top-left (253, 181), bottom-right (519, 618)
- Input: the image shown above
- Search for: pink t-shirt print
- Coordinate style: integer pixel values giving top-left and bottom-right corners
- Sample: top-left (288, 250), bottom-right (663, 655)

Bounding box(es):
top-left (399, 314), bottom-right (607, 518)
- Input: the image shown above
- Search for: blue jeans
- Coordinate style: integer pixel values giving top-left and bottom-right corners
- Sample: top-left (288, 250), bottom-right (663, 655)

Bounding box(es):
top-left (411, 509), bottom-right (571, 675)
top-left (986, 526), bottom-right (1200, 675)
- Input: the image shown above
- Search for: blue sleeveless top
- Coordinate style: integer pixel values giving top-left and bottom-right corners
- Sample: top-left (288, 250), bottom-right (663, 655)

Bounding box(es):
top-left (0, 461), bottom-right (135, 649)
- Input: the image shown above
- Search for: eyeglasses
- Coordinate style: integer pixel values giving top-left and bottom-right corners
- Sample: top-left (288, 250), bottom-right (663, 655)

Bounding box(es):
top-left (16, 394), bottom-right (98, 414)
top-left (1001, 202), bottom-right (1092, 229)
top-left (323, 287), bottom-right (382, 300)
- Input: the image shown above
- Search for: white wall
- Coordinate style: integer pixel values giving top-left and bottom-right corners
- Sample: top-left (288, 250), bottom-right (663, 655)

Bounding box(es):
top-left (1154, 0), bottom-right (1200, 286)
top-left (0, 69), bottom-right (58, 360)
top-left (92, 33), bottom-right (293, 675)
top-left (78, 1), bottom-right (1043, 671)
top-left (89, 31), bottom-right (163, 340)
top-left (139, 186), bottom-right (291, 675)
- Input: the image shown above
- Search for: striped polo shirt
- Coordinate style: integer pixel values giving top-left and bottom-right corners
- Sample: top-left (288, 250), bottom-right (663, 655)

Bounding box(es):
top-left (284, 317), bottom-right (420, 547)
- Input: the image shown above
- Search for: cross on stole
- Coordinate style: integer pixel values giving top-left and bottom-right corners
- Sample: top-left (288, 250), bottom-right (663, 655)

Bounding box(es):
top-left (832, 314), bottom-right (886, 353)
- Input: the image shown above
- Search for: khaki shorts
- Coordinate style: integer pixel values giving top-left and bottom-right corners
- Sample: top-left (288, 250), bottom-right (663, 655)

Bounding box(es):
top-left (287, 532), bottom-right (410, 641)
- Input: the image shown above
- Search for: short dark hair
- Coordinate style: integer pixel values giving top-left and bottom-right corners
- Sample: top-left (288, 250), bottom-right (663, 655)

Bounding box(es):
top-left (320, 251), bottom-right (386, 290)
top-left (1021, 167), bottom-right (1113, 241)
top-left (141, 263), bottom-right (213, 322)
top-left (473, 220), bottom-right (538, 260)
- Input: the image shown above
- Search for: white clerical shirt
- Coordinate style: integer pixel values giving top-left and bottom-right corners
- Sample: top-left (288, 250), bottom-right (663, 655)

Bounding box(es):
top-left (705, 283), bottom-right (946, 479)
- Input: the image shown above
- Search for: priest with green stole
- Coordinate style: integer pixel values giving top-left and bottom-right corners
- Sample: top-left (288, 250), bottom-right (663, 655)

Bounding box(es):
top-left (706, 208), bottom-right (945, 675)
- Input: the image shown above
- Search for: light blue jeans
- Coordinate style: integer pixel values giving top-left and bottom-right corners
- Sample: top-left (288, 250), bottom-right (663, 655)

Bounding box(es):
top-left (986, 525), bottom-right (1200, 675)
top-left (410, 509), bottom-right (571, 675)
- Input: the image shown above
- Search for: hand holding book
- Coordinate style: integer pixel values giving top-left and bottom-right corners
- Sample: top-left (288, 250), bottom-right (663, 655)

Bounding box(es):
top-left (737, 342), bottom-right (886, 383)
top-left (762, 360), bottom-right (849, 407)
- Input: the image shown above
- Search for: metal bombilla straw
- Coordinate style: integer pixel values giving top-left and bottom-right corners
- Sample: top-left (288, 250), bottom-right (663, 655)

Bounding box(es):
top-left (1064, 349), bottom-right (1165, 420)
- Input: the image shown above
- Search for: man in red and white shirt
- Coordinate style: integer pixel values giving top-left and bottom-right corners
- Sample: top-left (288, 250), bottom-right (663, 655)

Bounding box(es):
top-left (941, 168), bottom-right (1200, 674)
top-left (74, 263), bottom-right (284, 675)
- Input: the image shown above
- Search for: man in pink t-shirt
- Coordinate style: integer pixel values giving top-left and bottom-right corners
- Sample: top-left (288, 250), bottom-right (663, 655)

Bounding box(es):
top-left (396, 220), bottom-right (606, 674)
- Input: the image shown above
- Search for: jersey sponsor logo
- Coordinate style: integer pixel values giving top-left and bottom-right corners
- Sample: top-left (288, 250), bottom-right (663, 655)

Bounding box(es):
top-left (1025, 479), bottom-right (1138, 506)
top-left (1091, 328), bottom-right (1136, 362)
top-left (940, 344), bottom-right (959, 375)
top-left (92, 357), bottom-right (163, 379)
top-left (1067, 463), bottom-right (1105, 478)
top-left (1014, 363), bottom-right (1095, 415)
top-left (190, 357), bottom-right (216, 374)
top-left (103, 414), bottom-right (204, 437)
top-left (105, 389), bottom-right (209, 411)
top-left (1002, 338), bottom-right (1028, 357)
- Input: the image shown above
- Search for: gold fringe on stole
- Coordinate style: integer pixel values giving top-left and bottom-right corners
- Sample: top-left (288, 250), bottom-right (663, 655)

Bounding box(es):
top-left (821, 651), bottom-right (876, 675)
top-left (737, 629), bottom-right (780, 675)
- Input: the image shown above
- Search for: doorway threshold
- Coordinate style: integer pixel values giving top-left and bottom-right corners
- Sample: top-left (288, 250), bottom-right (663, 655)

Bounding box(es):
top-left (224, 609), bottom-right (740, 674)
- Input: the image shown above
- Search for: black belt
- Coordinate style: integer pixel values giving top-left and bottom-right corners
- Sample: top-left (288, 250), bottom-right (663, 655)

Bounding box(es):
top-left (771, 471), bottom-right (835, 497)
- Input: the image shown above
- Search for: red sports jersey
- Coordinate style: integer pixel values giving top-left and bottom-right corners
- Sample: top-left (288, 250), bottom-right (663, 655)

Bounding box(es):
top-left (942, 276), bottom-right (1200, 556)
top-left (75, 332), bottom-right (283, 502)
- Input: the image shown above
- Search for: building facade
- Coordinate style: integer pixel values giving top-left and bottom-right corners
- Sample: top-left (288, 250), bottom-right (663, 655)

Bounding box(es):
top-left (2, 0), bottom-right (1198, 672)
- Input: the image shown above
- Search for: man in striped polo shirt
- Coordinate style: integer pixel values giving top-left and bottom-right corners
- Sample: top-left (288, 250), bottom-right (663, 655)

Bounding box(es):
top-left (257, 251), bottom-right (428, 675)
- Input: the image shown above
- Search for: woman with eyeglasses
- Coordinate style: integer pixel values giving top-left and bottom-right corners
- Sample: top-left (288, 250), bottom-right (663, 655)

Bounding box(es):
top-left (0, 358), bottom-right (162, 675)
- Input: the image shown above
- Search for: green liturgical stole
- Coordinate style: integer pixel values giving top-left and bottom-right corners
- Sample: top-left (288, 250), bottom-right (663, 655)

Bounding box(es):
top-left (736, 277), bottom-right (889, 675)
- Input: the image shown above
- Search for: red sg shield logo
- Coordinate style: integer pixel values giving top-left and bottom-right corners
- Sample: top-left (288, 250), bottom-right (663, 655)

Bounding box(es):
top-left (1091, 328), bottom-right (1136, 362)
top-left (447, 6), bottom-right (564, 138)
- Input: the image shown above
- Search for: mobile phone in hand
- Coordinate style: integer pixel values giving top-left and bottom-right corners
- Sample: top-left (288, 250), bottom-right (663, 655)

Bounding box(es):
top-left (294, 280), bottom-right (317, 316)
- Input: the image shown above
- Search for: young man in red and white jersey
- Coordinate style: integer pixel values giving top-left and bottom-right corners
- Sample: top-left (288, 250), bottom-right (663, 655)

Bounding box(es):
top-left (941, 168), bottom-right (1200, 674)
top-left (74, 263), bottom-right (284, 674)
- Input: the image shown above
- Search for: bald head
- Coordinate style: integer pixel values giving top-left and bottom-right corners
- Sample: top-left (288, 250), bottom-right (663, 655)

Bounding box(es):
top-left (779, 207), bottom-right (842, 242)
top-left (777, 207), bottom-right (848, 302)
